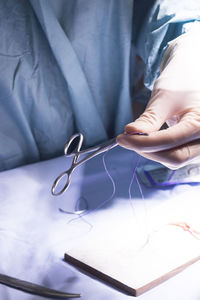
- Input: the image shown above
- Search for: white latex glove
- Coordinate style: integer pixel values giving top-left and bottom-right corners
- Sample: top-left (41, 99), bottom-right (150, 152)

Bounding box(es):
top-left (117, 27), bottom-right (200, 169)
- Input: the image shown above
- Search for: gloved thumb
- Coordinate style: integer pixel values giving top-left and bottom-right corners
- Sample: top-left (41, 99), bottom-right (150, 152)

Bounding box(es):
top-left (125, 90), bottom-right (173, 134)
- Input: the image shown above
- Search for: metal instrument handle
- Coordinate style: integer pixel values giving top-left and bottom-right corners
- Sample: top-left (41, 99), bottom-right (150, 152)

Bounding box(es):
top-left (0, 273), bottom-right (81, 299)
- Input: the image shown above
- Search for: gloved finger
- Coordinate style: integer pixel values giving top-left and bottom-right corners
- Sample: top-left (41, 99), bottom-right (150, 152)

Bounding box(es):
top-left (117, 110), bottom-right (200, 153)
top-left (124, 106), bottom-right (164, 135)
top-left (125, 89), bottom-right (187, 135)
top-left (134, 138), bottom-right (200, 170)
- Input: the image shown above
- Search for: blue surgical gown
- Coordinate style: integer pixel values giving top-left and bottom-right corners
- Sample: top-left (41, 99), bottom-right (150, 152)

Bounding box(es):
top-left (0, 0), bottom-right (200, 171)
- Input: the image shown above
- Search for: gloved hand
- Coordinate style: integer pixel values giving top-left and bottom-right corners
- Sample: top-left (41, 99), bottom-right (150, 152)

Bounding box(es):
top-left (117, 27), bottom-right (200, 169)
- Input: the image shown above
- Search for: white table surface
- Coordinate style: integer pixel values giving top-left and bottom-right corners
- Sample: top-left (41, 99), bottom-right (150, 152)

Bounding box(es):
top-left (0, 146), bottom-right (200, 300)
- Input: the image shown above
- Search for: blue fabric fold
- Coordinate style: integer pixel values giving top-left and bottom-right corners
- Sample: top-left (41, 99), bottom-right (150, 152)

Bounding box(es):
top-left (1, 0), bottom-right (200, 170)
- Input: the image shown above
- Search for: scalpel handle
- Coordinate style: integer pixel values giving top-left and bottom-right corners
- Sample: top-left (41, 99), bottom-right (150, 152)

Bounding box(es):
top-left (0, 273), bottom-right (81, 298)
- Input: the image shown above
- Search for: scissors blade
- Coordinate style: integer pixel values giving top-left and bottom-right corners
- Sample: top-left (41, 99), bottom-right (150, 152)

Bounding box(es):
top-left (0, 273), bottom-right (81, 299)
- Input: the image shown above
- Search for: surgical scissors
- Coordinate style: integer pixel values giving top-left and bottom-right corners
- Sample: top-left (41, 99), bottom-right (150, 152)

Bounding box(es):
top-left (51, 133), bottom-right (118, 196)
top-left (51, 132), bottom-right (148, 196)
